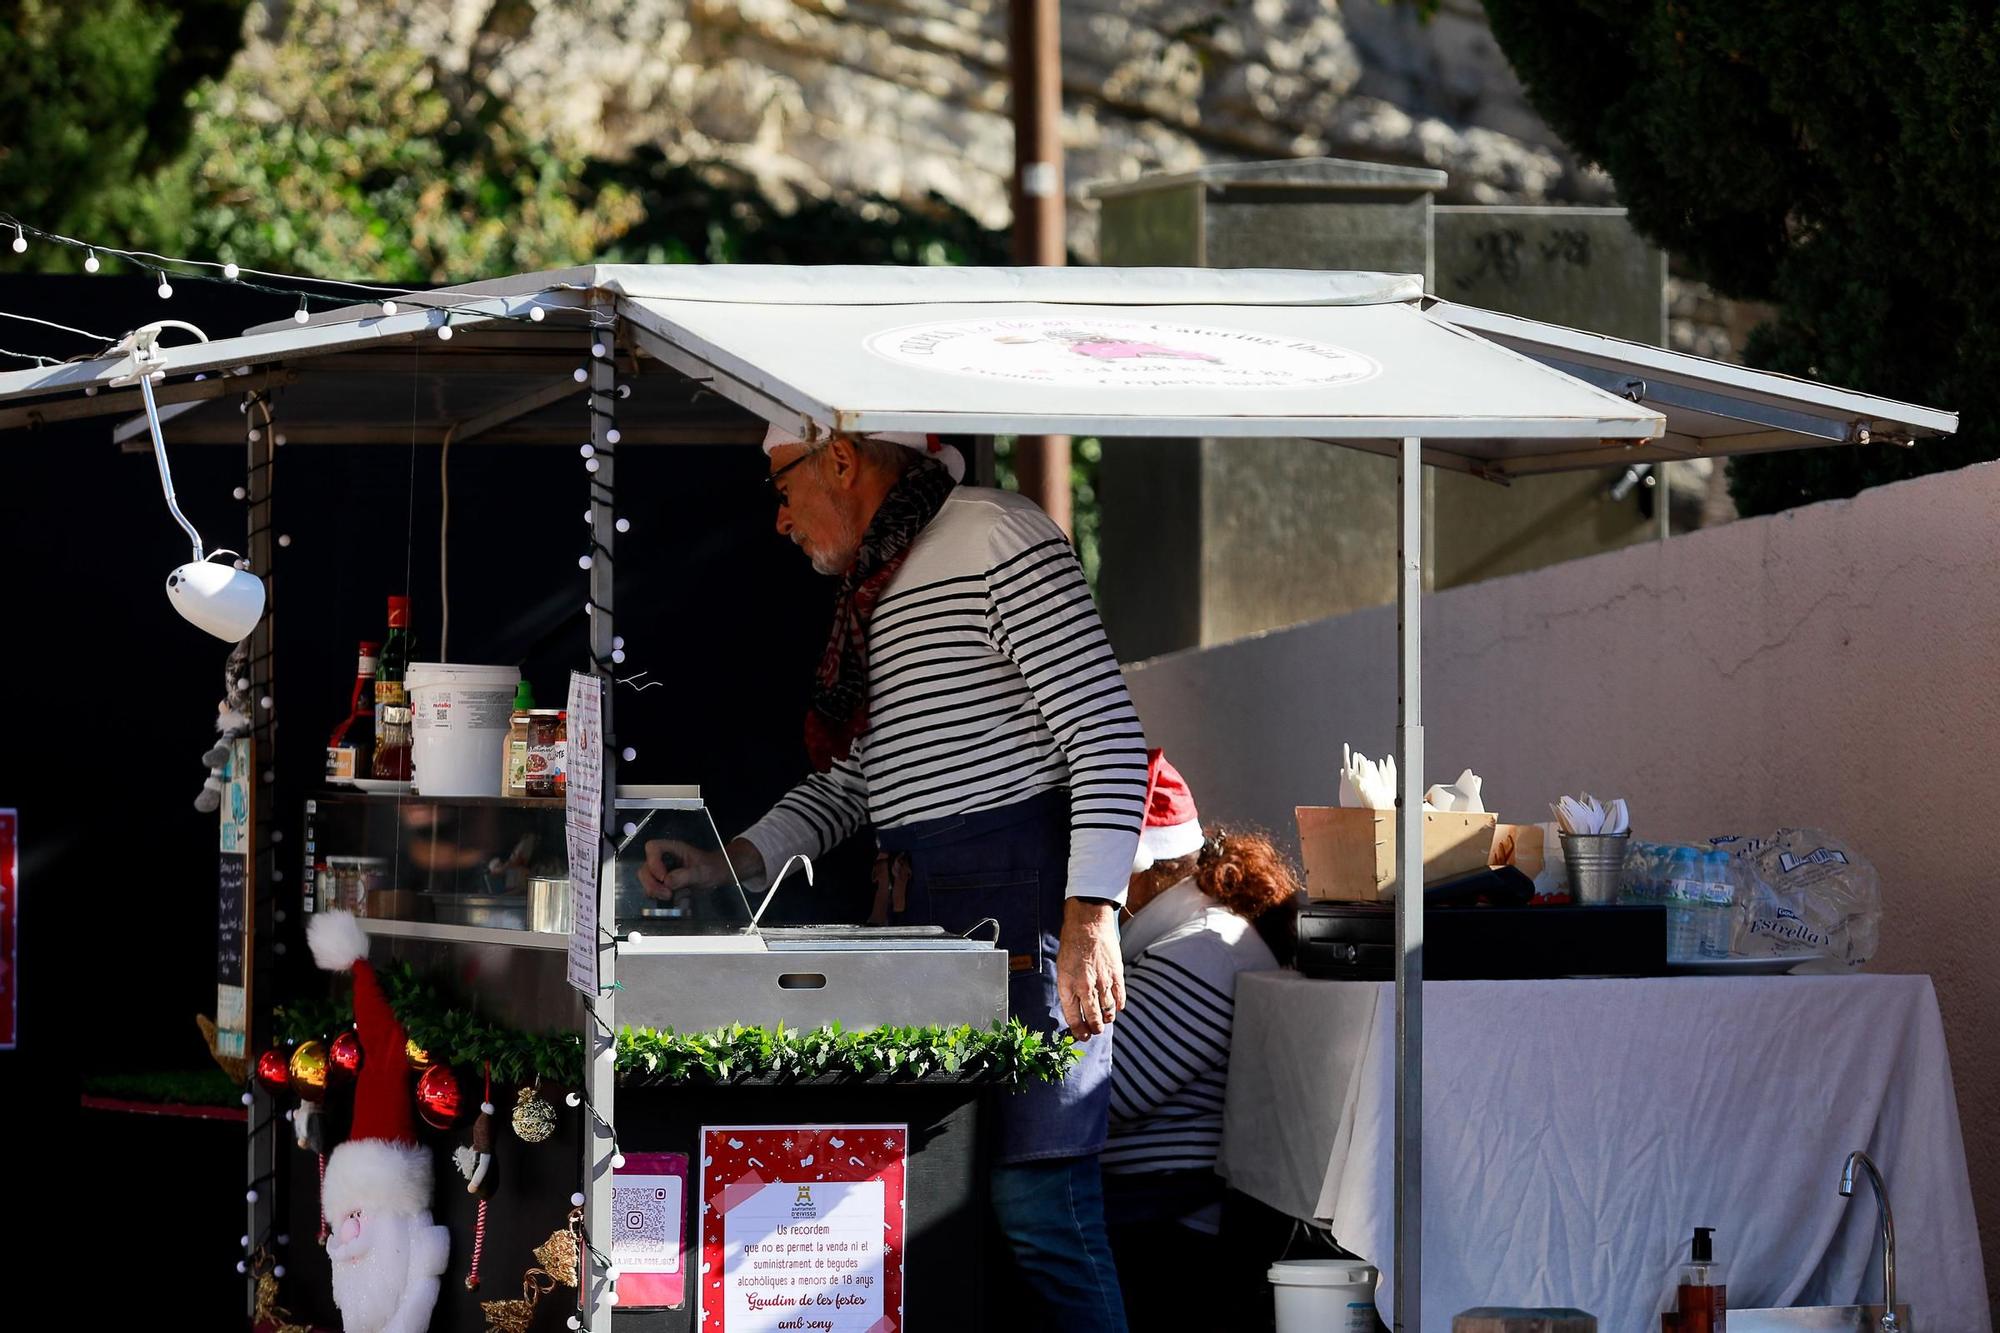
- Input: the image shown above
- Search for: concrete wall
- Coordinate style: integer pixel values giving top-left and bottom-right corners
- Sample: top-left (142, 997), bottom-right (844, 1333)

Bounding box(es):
top-left (1123, 462), bottom-right (2000, 1294)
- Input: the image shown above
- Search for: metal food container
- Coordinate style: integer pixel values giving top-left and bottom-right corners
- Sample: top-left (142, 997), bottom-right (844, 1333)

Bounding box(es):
top-left (528, 876), bottom-right (571, 934)
top-left (429, 893), bottom-right (528, 931)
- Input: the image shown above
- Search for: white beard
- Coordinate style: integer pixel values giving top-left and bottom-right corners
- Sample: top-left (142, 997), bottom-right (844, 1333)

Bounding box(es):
top-left (327, 1207), bottom-right (451, 1333)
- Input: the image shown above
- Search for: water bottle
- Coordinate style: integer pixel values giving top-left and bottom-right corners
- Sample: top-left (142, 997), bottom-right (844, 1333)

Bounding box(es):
top-left (1697, 849), bottom-right (1737, 959)
top-left (1664, 847), bottom-right (1703, 963)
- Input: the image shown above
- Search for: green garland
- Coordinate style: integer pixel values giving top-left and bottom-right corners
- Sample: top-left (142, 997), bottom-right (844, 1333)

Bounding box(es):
top-left (274, 960), bottom-right (1078, 1090)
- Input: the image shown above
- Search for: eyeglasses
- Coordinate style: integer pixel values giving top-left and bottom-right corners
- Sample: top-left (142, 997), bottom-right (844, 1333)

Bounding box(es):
top-left (762, 444), bottom-right (826, 508)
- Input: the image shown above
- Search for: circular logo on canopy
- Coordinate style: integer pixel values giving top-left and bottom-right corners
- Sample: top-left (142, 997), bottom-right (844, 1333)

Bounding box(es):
top-left (863, 316), bottom-right (1379, 390)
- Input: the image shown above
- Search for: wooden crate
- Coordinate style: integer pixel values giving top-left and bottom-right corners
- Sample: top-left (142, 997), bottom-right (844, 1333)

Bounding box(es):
top-left (1295, 806), bottom-right (1498, 900)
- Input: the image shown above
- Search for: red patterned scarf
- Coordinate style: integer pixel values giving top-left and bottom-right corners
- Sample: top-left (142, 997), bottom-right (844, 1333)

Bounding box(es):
top-left (805, 455), bottom-right (957, 770)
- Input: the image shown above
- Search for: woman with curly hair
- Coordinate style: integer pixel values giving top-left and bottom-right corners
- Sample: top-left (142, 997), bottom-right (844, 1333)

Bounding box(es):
top-left (1101, 751), bottom-right (1302, 1329)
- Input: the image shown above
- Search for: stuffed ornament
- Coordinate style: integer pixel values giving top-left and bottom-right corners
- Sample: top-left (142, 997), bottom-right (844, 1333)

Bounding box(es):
top-left (196, 640), bottom-right (254, 813)
top-left (309, 911), bottom-right (450, 1333)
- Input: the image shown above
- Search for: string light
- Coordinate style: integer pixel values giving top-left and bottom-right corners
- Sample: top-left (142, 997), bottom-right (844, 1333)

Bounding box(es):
top-left (83, 248), bottom-right (99, 273)
top-left (621, 747), bottom-right (637, 762)
top-left (571, 1192), bottom-right (586, 1207)
top-left (590, 341), bottom-right (607, 358)
top-left (223, 262), bottom-right (240, 280)
top-left (294, 297), bottom-right (310, 325)
top-left (233, 487), bottom-right (246, 499)
top-left (614, 518), bottom-right (630, 534)
top-left (573, 367), bottom-right (588, 383)
top-left (530, 306), bottom-right (546, 323)
top-left (578, 555), bottom-right (592, 570)
top-left (380, 299), bottom-right (398, 316)
top-left (155, 270), bottom-right (173, 300)
top-left (617, 384), bottom-right (632, 399)
top-left (579, 443), bottom-right (594, 458)
top-left (605, 428), bottom-right (621, 444)
top-left (584, 457), bottom-right (600, 473)
top-left (9, 224), bottom-right (23, 254)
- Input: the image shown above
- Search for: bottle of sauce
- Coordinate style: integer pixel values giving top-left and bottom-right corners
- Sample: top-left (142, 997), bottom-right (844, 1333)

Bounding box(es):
top-left (325, 640), bottom-right (380, 781)
top-left (1675, 1226), bottom-right (1727, 1333)
top-left (371, 596), bottom-right (413, 780)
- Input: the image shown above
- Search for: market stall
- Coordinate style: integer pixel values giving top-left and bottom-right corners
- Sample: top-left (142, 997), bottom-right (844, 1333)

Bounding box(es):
top-left (0, 262), bottom-right (1960, 1332)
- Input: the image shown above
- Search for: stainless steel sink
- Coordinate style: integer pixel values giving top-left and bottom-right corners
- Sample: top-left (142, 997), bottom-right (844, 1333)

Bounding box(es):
top-left (1730, 1306), bottom-right (1911, 1331)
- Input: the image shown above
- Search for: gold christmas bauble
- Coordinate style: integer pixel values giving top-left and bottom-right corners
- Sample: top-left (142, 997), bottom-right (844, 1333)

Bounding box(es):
top-left (287, 1041), bottom-right (329, 1098)
top-left (511, 1085), bottom-right (557, 1143)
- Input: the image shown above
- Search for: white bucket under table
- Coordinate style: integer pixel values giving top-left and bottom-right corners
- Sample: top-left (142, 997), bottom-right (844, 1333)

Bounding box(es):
top-left (1269, 1260), bottom-right (1381, 1333)
top-left (408, 662), bottom-right (520, 797)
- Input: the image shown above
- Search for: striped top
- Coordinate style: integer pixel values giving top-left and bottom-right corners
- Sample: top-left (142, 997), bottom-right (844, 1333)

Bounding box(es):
top-left (1103, 881), bottom-right (1278, 1177)
top-left (740, 487), bottom-right (1147, 900)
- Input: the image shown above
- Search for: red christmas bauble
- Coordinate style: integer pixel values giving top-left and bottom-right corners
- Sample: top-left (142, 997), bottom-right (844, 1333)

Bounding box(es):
top-left (329, 1029), bottom-right (363, 1080)
top-left (416, 1064), bottom-right (462, 1130)
top-left (255, 1048), bottom-right (292, 1094)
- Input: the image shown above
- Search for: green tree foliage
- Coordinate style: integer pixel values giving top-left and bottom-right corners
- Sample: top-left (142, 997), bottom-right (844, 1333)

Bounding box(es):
top-left (0, 0), bottom-right (247, 240)
top-left (1480, 1), bottom-right (2000, 516)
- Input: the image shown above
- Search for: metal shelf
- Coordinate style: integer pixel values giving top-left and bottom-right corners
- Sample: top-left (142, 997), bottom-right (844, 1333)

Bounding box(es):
top-left (353, 916), bottom-right (568, 951)
top-left (315, 786), bottom-right (704, 811)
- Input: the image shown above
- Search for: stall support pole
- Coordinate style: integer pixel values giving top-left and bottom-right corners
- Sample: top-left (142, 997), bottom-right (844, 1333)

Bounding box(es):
top-left (1394, 435), bottom-right (1424, 1333)
top-left (246, 392), bottom-right (278, 1313)
top-left (583, 309), bottom-right (620, 1328)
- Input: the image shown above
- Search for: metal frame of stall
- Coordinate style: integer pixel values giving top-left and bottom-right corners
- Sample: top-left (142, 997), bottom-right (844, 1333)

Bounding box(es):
top-left (0, 266), bottom-right (1956, 1333)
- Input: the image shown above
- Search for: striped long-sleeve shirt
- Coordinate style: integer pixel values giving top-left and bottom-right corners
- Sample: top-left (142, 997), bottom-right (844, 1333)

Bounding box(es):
top-left (740, 487), bottom-right (1148, 900)
top-left (1102, 882), bottom-right (1278, 1177)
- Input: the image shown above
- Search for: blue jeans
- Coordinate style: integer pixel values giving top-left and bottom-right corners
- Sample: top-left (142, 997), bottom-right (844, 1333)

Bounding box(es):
top-left (990, 1155), bottom-right (1129, 1333)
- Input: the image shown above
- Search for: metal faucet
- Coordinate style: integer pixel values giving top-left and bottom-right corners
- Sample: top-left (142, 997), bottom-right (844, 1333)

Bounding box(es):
top-left (1840, 1150), bottom-right (1898, 1332)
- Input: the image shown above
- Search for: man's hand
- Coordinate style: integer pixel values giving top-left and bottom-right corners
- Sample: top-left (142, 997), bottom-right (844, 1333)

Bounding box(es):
top-left (1056, 898), bottom-right (1125, 1039)
top-left (639, 838), bottom-right (763, 898)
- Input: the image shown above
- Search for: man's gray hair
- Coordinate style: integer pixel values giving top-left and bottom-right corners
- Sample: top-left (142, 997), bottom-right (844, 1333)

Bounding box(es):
top-left (849, 434), bottom-right (919, 474)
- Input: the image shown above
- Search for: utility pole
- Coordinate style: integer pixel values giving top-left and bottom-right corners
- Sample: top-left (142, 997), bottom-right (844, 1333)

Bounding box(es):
top-left (1007, 0), bottom-right (1072, 534)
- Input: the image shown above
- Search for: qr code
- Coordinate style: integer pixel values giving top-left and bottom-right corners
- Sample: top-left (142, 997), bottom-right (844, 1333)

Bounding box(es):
top-left (612, 1178), bottom-right (682, 1269)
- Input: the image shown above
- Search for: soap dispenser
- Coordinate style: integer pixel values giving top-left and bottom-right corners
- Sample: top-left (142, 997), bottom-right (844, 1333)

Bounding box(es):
top-left (1677, 1226), bottom-right (1728, 1333)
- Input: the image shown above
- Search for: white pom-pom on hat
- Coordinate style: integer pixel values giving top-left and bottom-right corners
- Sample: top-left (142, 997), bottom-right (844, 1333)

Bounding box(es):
top-left (308, 910), bottom-right (369, 972)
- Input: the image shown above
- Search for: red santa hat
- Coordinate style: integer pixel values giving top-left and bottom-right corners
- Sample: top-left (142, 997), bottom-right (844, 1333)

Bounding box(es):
top-left (762, 422), bottom-right (965, 482)
top-left (1134, 749), bottom-right (1204, 873)
top-left (308, 911), bottom-right (433, 1222)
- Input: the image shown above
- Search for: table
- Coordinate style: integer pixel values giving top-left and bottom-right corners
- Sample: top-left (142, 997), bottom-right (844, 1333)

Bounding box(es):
top-left (1219, 972), bottom-right (1990, 1332)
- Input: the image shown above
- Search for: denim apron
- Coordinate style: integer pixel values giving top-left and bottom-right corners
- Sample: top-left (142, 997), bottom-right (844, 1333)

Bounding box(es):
top-left (877, 788), bottom-right (1113, 1164)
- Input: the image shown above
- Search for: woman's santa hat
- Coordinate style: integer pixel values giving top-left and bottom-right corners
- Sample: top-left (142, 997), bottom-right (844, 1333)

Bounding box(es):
top-left (308, 911), bottom-right (434, 1222)
top-left (762, 422), bottom-right (966, 482)
top-left (1134, 749), bottom-right (1204, 873)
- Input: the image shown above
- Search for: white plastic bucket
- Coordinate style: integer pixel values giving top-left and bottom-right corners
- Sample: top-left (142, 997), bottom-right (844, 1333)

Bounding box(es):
top-left (1269, 1260), bottom-right (1380, 1333)
top-left (408, 662), bottom-right (520, 796)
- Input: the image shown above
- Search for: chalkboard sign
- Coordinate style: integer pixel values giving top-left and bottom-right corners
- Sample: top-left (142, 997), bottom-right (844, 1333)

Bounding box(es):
top-left (218, 851), bottom-right (247, 988)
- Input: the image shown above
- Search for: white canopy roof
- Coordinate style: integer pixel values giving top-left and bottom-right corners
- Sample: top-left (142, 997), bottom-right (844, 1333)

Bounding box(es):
top-left (0, 264), bottom-right (1954, 473)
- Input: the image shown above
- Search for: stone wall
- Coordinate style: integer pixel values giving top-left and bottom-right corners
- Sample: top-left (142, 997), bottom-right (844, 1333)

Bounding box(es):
top-left (239, 0), bottom-right (1613, 259)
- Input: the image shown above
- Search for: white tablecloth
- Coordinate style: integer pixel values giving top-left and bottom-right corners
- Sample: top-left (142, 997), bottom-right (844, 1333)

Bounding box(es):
top-left (1219, 972), bottom-right (1990, 1332)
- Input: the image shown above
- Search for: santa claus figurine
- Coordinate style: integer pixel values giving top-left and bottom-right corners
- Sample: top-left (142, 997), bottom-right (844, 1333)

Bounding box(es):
top-left (309, 911), bottom-right (450, 1333)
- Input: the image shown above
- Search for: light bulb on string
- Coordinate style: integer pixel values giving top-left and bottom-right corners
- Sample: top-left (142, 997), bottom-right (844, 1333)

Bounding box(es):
top-left (578, 555), bottom-right (593, 571)
top-left (437, 320), bottom-right (454, 341)
top-left (381, 300), bottom-right (398, 317)
top-left (622, 747), bottom-right (637, 762)
top-left (233, 487), bottom-right (246, 500)
top-left (83, 248), bottom-right (100, 273)
top-left (9, 225), bottom-right (24, 254)
top-left (566, 1091), bottom-right (582, 1107)
top-left (529, 306), bottom-right (546, 323)
top-left (583, 511), bottom-right (594, 525)
top-left (580, 443), bottom-right (595, 458)
top-left (571, 1192), bottom-right (586, 1207)
top-left (605, 428), bottom-right (621, 445)
top-left (573, 367), bottom-right (587, 384)
top-left (617, 384), bottom-right (632, 399)
top-left (591, 342), bottom-right (607, 358)
top-left (241, 1235), bottom-right (250, 1249)
top-left (223, 262), bottom-right (240, 280)
top-left (585, 457), bottom-right (600, 473)
top-left (610, 649), bottom-right (625, 665)
top-left (293, 298), bottom-right (309, 325)
top-left (156, 271), bottom-right (173, 300)
top-left (273, 1265), bottom-right (286, 1279)
top-left (615, 517), bottom-right (630, 534)
top-left (237, 1261), bottom-right (247, 1275)
top-left (613, 636), bottom-right (625, 651)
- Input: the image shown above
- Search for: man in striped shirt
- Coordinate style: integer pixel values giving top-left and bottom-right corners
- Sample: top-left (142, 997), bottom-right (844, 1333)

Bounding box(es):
top-left (642, 428), bottom-right (1148, 1331)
